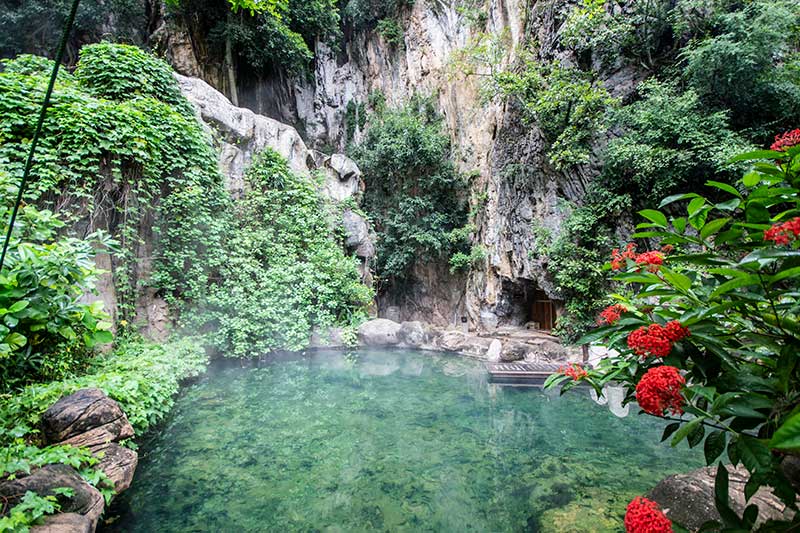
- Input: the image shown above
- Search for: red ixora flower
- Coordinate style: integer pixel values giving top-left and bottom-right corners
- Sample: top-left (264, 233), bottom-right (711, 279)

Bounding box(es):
top-left (635, 250), bottom-right (664, 272)
top-left (625, 496), bottom-right (673, 533)
top-left (770, 129), bottom-right (800, 152)
top-left (764, 217), bottom-right (800, 246)
top-left (558, 363), bottom-right (588, 381)
top-left (635, 366), bottom-right (686, 416)
top-left (627, 321), bottom-right (689, 358)
top-left (611, 243), bottom-right (637, 270)
top-left (598, 304), bottom-right (626, 325)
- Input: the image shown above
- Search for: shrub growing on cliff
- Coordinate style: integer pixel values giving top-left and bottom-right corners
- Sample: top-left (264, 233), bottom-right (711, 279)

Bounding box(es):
top-left (0, 47), bottom-right (229, 321)
top-left (353, 100), bottom-right (469, 288)
top-left (0, 171), bottom-right (114, 392)
top-left (184, 149), bottom-right (373, 356)
top-left (548, 139), bottom-right (800, 530)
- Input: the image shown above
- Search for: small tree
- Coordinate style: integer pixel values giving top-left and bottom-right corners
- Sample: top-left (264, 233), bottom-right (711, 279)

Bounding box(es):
top-left (548, 131), bottom-right (800, 531)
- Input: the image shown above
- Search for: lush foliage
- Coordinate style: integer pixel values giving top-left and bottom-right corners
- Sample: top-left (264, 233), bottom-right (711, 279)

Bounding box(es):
top-left (548, 143), bottom-right (800, 530)
top-left (342, 0), bottom-right (413, 29)
top-left (168, 0), bottom-right (341, 74)
top-left (0, 337), bottom-right (205, 530)
top-left (0, 0), bottom-right (145, 63)
top-left (0, 170), bottom-right (114, 391)
top-left (603, 80), bottom-right (750, 204)
top-left (353, 100), bottom-right (469, 288)
top-left (0, 46), bottom-right (228, 321)
top-left (493, 61), bottom-right (616, 169)
top-left (184, 150), bottom-right (373, 356)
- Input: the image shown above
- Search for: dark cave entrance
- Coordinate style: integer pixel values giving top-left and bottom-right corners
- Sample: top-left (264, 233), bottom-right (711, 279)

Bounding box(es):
top-left (498, 279), bottom-right (558, 331)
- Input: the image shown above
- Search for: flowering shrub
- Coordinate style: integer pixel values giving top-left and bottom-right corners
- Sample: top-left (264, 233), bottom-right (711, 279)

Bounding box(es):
top-left (598, 304), bottom-right (626, 325)
top-left (547, 137), bottom-right (800, 530)
top-left (558, 363), bottom-right (588, 381)
top-left (624, 496), bottom-right (673, 533)
top-left (770, 129), bottom-right (800, 152)
top-left (635, 366), bottom-right (686, 416)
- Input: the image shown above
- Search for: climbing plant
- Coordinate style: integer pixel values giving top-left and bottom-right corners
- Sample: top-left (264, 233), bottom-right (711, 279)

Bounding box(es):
top-left (183, 149), bottom-right (373, 356)
top-left (352, 99), bottom-right (470, 289)
top-left (0, 46), bottom-right (228, 321)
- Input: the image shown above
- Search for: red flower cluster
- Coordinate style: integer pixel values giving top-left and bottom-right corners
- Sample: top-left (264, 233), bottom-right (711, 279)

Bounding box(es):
top-left (770, 129), bottom-right (800, 152)
top-left (559, 363), bottom-right (588, 381)
top-left (627, 321), bottom-right (689, 358)
top-left (635, 251), bottom-right (664, 272)
top-left (611, 243), bottom-right (637, 270)
top-left (624, 496), bottom-right (673, 533)
top-left (764, 217), bottom-right (800, 245)
top-left (598, 304), bottom-right (626, 325)
top-left (635, 365), bottom-right (686, 416)
top-left (611, 244), bottom-right (667, 272)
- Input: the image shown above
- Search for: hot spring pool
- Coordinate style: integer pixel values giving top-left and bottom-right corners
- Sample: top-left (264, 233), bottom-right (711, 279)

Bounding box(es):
top-left (102, 349), bottom-right (701, 532)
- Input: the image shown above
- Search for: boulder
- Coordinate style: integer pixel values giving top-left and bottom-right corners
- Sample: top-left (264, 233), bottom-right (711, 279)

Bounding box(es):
top-left (398, 321), bottom-right (427, 347)
top-left (0, 464), bottom-right (104, 529)
top-left (93, 443), bottom-right (138, 493)
top-left (358, 319), bottom-right (401, 346)
top-left (486, 339), bottom-right (502, 362)
top-left (30, 513), bottom-right (93, 533)
top-left (41, 388), bottom-right (134, 448)
top-left (438, 331), bottom-right (468, 352)
top-left (341, 209), bottom-right (375, 258)
top-left (500, 341), bottom-right (528, 362)
top-left (328, 153), bottom-right (361, 181)
top-left (648, 465), bottom-right (795, 530)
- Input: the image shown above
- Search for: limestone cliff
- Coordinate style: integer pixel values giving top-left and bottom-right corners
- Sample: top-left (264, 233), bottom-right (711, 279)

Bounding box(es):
top-left (155, 0), bottom-right (640, 331)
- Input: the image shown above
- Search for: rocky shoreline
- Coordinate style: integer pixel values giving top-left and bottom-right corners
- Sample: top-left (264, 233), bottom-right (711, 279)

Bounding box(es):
top-left (312, 318), bottom-right (584, 364)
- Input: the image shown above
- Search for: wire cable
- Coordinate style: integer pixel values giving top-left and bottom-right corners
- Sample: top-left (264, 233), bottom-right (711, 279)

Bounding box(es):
top-left (0, 0), bottom-right (82, 271)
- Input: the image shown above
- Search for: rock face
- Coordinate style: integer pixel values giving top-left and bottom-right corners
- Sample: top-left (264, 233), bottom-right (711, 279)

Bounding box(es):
top-left (0, 464), bottom-right (104, 529)
top-left (648, 465), bottom-right (796, 530)
top-left (2, 389), bottom-right (141, 532)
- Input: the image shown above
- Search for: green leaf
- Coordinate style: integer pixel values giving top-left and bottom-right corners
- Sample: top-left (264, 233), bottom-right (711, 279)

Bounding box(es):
top-left (661, 268), bottom-right (692, 292)
top-left (710, 275), bottom-right (760, 298)
top-left (728, 150), bottom-right (784, 163)
top-left (736, 435), bottom-right (772, 473)
top-left (8, 300), bottom-right (29, 313)
top-left (639, 209), bottom-right (668, 228)
top-left (704, 431), bottom-right (726, 465)
top-left (671, 416), bottom-right (706, 446)
top-left (743, 171), bottom-right (762, 187)
top-left (661, 422), bottom-right (681, 442)
top-left (769, 412), bottom-right (800, 450)
top-left (706, 180), bottom-right (742, 198)
top-left (92, 330), bottom-right (114, 344)
top-left (700, 218), bottom-right (730, 240)
top-left (688, 197), bottom-right (707, 217)
top-left (659, 193), bottom-right (700, 208)
top-left (4, 332), bottom-right (26, 349)
top-left (672, 217), bottom-right (687, 233)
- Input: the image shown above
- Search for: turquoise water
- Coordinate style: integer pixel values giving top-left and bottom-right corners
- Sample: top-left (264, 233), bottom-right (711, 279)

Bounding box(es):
top-left (102, 349), bottom-right (701, 532)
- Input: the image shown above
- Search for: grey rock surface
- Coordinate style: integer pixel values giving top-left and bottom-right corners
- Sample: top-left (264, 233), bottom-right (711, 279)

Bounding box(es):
top-left (358, 319), bottom-right (402, 346)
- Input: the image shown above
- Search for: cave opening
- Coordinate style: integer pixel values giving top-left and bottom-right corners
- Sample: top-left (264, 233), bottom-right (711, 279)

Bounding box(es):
top-left (497, 279), bottom-right (558, 331)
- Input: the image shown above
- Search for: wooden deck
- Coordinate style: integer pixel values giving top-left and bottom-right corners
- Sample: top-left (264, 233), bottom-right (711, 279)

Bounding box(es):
top-left (486, 361), bottom-right (561, 385)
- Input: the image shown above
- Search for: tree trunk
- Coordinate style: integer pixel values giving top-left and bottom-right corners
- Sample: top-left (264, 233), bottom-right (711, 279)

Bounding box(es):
top-left (225, 14), bottom-right (239, 107)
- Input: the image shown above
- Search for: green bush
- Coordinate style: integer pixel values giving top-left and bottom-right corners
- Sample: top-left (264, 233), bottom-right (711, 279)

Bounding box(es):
top-left (0, 170), bottom-right (114, 392)
top-left (0, 48), bottom-right (228, 320)
top-left (679, 0), bottom-right (800, 137)
top-left (74, 43), bottom-right (193, 114)
top-left (353, 100), bottom-right (469, 286)
top-left (343, 0), bottom-right (412, 28)
top-left (184, 150), bottom-right (373, 356)
top-left (603, 80), bottom-right (750, 204)
top-left (0, 337), bottom-right (207, 444)
top-left (492, 61), bottom-right (616, 169)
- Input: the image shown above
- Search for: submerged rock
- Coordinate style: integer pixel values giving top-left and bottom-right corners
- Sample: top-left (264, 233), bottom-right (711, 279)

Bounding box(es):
top-left (42, 388), bottom-right (134, 448)
top-left (648, 465), bottom-right (796, 530)
top-left (358, 319), bottom-right (402, 345)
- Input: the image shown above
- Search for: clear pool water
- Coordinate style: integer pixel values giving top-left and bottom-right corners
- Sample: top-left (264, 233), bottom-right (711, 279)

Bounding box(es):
top-left (103, 349), bottom-right (701, 532)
